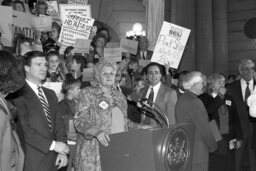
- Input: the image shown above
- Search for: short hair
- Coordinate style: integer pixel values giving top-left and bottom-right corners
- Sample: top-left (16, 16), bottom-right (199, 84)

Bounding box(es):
top-left (146, 62), bottom-right (164, 75)
top-left (72, 55), bottom-right (86, 72)
top-left (13, 0), bottom-right (25, 12)
top-left (46, 51), bottom-right (59, 61)
top-left (0, 50), bottom-right (25, 94)
top-left (52, 22), bottom-right (61, 35)
top-left (64, 46), bottom-right (74, 55)
top-left (206, 73), bottom-right (225, 92)
top-left (238, 59), bottom-right (255, 73)
top-left (183, 71), bottom-right (204, 90)
top-left (15, 34), bottom-right (33, 55)
top-left (96, 27), bottom-right (110, 42)
top-left (24, 51), bottom-right (45, 66)
top-left (62, 78), bottom-right (81, 94)
top-left (92, 33), bottom-right (108, 47)
top-left (94, 58), bottom-right (117, 83)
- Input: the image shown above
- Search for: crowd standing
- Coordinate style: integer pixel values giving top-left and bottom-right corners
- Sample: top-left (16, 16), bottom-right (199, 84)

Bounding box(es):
top-left (0, 1), bottom-right (256, 171)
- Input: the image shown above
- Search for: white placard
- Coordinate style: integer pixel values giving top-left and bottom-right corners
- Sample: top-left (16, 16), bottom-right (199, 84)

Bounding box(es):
top-left (68, 0), bottom-right (88, 5)
top-left (104, 47), bottom-right (122, 63)
top-left (31, 15), bottom-right (53, 32)
top-left (59, 4), bottom-right (91, 24)
top-left (120, 38), bottom-right (138, 55)
top-left (74, 39), bottom-right (91, 54)
top-left (59, 13), bottom-right (94, 50)
top-left (46, 1), bottom-right (59, 16)
top-left (0, 6), bottom-right (12, 47)
top-left (151, 21), bottom-right (191, 69)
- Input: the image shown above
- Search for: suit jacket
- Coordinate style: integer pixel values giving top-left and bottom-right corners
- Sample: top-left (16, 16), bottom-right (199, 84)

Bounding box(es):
top-left (200, 93), bottom-right (243, 141)
top-left (0, 96), bottom-right (24, 171)
top-left (175, 90), bottom-right (217, 165)
top-left (226, 80), bottom-right (256, 143)
top-left (12, 83), bottom-right (66, 171)
top-left (140, 83), bottom-right (177, 127)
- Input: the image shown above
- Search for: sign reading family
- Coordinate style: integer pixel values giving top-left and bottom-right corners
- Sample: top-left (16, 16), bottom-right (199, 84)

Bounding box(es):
top-left (59, 13), bottom-right (94, 49)
top-left (151, 21), bottom-right (191, 69)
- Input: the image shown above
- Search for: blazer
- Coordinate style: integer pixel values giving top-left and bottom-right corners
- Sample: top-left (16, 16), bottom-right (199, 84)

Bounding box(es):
top-left (0, 96), bottom-right (24, 171)
top-left (140, 83), bottom-right (177, 127)
top-left (12, 83), bottom-right (66, 171)
top-left (175, 90), bottom-right (217, 165)
top-left (200, 93), bottom-right (243, 141)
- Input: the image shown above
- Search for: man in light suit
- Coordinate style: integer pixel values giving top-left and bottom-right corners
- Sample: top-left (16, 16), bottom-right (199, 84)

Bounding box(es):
top-left (175, 71), bottom-right (217, 171)
top-left (140, 62), bottom-right (177, 127)
top-left (226, 59), bottom-right (256, 171)
top-left (12, 51), bottom-right (69, 171)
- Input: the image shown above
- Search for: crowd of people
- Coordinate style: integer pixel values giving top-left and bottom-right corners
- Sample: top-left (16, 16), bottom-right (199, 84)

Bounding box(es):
top-left (0, 1), bottom-right (256, 171)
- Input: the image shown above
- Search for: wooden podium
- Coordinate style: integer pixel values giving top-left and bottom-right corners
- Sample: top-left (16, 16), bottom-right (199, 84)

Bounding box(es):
top-left (99, 123), bottom-right (195, 171)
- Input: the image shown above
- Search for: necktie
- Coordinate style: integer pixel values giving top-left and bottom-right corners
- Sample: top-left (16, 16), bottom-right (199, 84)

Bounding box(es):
top-left (245, 82), bottom-right (251, 103)
top-left (38, 86), bottom-right (52, 129)
top-left (148, 88), bottom-right (154, 106)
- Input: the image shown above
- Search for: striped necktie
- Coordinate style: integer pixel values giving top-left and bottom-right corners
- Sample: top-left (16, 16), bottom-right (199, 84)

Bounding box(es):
top-left (38, 86), bottom-right (52, 129)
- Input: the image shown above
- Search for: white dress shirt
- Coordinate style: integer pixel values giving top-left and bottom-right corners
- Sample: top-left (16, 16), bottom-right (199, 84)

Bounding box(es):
top-left (145, 82), bottom-right (161, 103)
top-left (241, 79), bottom-right (254, 101)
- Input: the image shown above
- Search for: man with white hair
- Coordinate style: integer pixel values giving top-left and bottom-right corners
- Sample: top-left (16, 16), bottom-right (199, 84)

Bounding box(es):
top-left (175, 71), bottom-right (217, 171)
top-left (226, 59), bottom-right (256, 171)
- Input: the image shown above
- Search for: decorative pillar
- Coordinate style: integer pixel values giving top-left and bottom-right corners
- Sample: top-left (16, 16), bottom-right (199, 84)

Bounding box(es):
top-left (213, 0), bottom-right (228, 75)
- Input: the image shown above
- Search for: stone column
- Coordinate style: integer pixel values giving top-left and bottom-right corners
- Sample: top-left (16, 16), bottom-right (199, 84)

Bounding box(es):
top-left (213, 0), bottom-right (228, 75)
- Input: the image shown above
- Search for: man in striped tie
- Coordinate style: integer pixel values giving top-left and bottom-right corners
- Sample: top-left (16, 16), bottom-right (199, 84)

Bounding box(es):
top-left (12, 51), bottom-right (69, 171)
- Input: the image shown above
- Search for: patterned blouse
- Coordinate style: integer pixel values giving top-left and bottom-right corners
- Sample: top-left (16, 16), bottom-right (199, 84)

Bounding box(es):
top-left (74, 86), bottom-right (129, 171)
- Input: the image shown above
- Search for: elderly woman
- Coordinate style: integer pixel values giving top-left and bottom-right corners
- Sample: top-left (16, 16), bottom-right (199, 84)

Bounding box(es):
top-left (199, 73), bottom-right (243, 171)
top-left (74, 59), bottom-right (135, 171)
top-left (0, 50), bottom-right (24, 171)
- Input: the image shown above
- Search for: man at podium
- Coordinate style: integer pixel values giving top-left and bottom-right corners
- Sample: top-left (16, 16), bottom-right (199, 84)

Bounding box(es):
top-left (176, 71), bottom-right (217, 171)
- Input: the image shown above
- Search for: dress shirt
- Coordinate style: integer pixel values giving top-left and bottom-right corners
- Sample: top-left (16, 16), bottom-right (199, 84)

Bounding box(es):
top-left (145, 82), bottom-right (161, 103)
top-left (241, 79), bottom-right (254, 101)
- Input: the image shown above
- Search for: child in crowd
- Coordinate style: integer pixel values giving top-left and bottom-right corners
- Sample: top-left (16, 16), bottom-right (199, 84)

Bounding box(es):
top-left (56, 78), bottom-right (81, 171)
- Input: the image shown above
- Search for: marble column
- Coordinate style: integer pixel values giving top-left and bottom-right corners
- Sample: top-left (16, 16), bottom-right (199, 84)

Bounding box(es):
top-left (213, 0), bottom-right (228, 75)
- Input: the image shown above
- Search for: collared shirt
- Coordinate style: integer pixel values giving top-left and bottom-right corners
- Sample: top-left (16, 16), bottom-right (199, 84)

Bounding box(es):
top-left (241, 78), bottom-right (254, 101)
top-left (145, 82), bottom-right (161, 103)
top-left (26, 79), bottom-right (49, 104)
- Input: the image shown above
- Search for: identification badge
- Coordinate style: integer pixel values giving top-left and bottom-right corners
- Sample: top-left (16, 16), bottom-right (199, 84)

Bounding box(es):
top-left (225, 100), bottom-right (231, 106)
top-left (99, 101), bottom-right (109, 110)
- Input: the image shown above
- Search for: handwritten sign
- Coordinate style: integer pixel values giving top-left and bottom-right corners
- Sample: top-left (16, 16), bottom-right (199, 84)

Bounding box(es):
top-left (68, 0), bottom-right (88, 5)
top-left (82, 68), bottom-right (94, 82)
top-left (59, 13), bottom-right (94, 50)
top-left (31, 15), bottom-right (53, 32)
top-left (151, 21), bottom-right (191, 69)
top-left (120, 38), bottom-right (138, 55)
top-left (59, 4), bottom-right (91, 24)
top-left (0, 6), bottom-right (12, 47)
top-left (104, 47), bottom-right (122, 63)
top-left (74, 39), bottom-right (91, 54)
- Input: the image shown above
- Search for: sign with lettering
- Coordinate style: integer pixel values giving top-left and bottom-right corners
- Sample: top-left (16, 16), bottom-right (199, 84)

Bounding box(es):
top-left (59, 4), bottom-right (91, 24)
top-left (59, 14), bottom-right (94, 52)
top-left (47, 1), bottom-right (59, 16)
top-left (31, 15), bottom-right (53, 32)
top-left (120, 38), bottom-right (138, 55)
top-left (0, 6), bottom-right (12, 47)
top-left (104, 47), bottom-right (122, 62)
top-left (74, 38), bottom-right (91, 54)
top-left (68, 0), bottom-right (88, 5)
top-left (151, 21), bottom-right (191, 69)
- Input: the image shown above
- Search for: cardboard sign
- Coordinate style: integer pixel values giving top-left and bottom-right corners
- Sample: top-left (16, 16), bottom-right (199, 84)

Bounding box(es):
top-left (151, 21), bottom-right (191, 69)
top-left (0, 6), bottom-right (12, 47)
top-left (104, 47), bottom-right (122, 63)
top-left (120, 38), bottom-right (138, 55)
top-left (68, 0), bottom-right (88, 5)
top-left (31, 15), bottom-right (53, 32)
top-left (139, 59), bottom-right (150, 67)
top-left (12, 10), bottom-right (36, 41)
top-left (74, 39), bottom-right (91, 54)
top-left (59, 14), bottom-right (94, 50)
top-left (46, 1), bottom-right (59, 16)
top-left (59, 4), bottom-right (91, 23)
top-left (82, 68), bottom-right (94, 82)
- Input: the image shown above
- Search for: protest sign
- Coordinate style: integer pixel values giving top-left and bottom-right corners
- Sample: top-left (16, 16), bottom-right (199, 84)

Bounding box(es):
top-left (104, 47), bottom-right (122, 63)
top-left (59, 4), bottom-right (91, 23)
top-left (68, 0), bottom-right (88, 5)
top-left (42, 82), bottom-right (63, 101)
top-left (74, 39), bottom-right (91, 54)
top-left (59, 14), bottom-right (94, 52)
top-left (31, 15), bottom-right (53, 32)
top-left (0, 6), bottom-right (12, 47)
top-left (82, 68), bottom-right (94, 82)
top-left (120, 38), bottom-right (138, 55)
top-left (46, 1), bottom-right (59, 16)
top-left (12, 10), bottom-right (36, 41)
top-left (139, 59), bottom-right (150, 67)
top-left (151, 21), bottom-right (191, 69)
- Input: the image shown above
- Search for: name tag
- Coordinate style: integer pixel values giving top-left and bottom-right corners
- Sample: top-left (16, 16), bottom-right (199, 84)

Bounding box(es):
top-left (225, 100), bottom-right (231, 106)
top-left (99, 101), bottom-right (109, 110)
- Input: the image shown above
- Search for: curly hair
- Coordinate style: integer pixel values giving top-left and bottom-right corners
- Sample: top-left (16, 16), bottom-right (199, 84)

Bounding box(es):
top-left (94, 58), bottom-right (117, 83)
top-left (0, 50), bottom-right (25, 94)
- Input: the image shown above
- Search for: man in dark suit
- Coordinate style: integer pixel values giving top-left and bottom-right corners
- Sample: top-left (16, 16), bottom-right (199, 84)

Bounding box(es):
top-left (12, 51), bottom-right (69, 171)
top-left (140, 62), bottom-right (177, 127)
top-left (175, 71), bottom-right (217, 171)
top-left (226, 59), bottom-right (256, 171)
